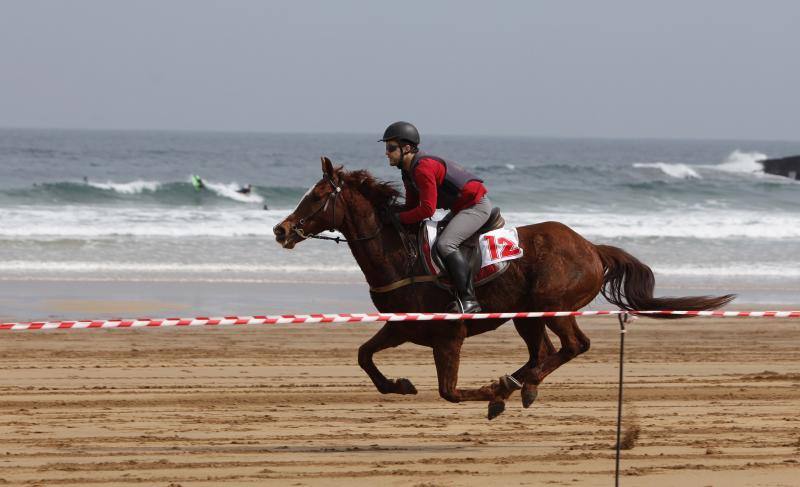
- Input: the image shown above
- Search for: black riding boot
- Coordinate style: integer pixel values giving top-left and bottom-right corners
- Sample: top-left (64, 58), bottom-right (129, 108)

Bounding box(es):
top-left (442, 250), bottom-right (482, 313)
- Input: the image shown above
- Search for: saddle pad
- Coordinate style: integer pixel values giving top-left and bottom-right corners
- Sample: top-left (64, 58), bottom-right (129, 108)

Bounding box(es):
top-left (424, 221), bottom-right (524, 272)
top-left (478, 227), bottom-right (524, 266)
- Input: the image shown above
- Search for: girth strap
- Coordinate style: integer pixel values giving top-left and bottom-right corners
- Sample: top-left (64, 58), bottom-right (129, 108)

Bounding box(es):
top-left (369, 275), bottom-right (438, 294)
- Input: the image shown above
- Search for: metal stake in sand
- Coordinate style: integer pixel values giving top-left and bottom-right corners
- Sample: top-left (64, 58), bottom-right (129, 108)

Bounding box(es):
top-left (614, 312), bottom-right (630, 487)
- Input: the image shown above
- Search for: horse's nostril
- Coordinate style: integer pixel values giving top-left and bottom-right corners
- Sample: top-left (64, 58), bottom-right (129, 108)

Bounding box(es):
top-left (273, 225), bottom-right (285, 237)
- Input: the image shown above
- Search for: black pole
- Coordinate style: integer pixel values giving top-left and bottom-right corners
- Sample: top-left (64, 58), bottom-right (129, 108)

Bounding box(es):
top-left (615, 312), bottom-right (627, 487)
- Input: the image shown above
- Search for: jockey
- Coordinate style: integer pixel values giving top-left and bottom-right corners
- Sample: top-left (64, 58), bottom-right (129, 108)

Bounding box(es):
top-left (380, 121), bottom-right (491, 314)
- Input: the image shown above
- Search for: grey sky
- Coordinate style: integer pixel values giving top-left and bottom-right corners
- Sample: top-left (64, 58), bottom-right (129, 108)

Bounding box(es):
top-left (1, 1), bottom-right (798, 140)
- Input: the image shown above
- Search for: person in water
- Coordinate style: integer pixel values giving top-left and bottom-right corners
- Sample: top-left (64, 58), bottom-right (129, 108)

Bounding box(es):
top-left (380, 121), bottom-right (490, 313)
top-left (236, 184), bottom-right (252, 195)
top-left (191, 175), bottom-right (205, 190)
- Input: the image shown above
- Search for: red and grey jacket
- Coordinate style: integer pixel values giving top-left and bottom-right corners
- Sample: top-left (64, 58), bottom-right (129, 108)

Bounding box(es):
top-left (398, 152), bottom-right (487, 224)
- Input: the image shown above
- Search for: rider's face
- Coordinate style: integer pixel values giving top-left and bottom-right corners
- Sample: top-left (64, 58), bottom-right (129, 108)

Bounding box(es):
top-left (385, 141), bottom-right (404, 167)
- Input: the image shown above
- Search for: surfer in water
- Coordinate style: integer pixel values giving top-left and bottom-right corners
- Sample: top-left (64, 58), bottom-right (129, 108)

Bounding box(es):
top-left (191, 174), bottom-right (205, 190)
top-left (236, 184), bottom-right (252, 195)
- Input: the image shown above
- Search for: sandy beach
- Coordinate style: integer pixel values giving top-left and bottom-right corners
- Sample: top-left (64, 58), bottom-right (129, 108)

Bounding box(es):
top-left (1, 281), bottom-right (798, 486)
top-left (3, 1), bottom-right (800, 484)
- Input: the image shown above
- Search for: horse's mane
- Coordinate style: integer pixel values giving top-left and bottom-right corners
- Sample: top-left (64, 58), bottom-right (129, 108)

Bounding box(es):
top-left (339, 168), bottom-right (402, 208)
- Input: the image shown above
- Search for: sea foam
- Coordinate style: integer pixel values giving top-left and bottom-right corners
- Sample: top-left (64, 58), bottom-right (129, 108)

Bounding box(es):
top-left (202, 180), bottom-right (264, 203)
top-left (710, 150), bottom-right (767, 174)
top-left (1, 206), bottom-right (798, 240)
top-left (633, 162), bottom-right (700, 179)
top-left (87, 180), bottom-right (161, 194)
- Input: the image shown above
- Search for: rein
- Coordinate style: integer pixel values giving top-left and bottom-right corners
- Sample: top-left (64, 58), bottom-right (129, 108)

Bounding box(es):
top-left (386, 197), bottom-right (418, 274)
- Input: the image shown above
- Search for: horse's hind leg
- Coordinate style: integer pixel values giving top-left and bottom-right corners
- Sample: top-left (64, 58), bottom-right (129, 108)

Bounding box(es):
top-left (474, 318), bottom-right (556, 410)
top-left (521, 316), bottom-right (590, 386)
top-left (510, 318), bottom-right (556, 408)
top-left (431, 320), bottom-right (511, 420)
top-left (358, 323), bottom-right (417, 395)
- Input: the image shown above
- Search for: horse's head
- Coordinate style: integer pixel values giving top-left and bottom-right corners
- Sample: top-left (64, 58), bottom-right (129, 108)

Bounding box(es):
top-left (273, 157), bottom-right (347, 249)
top-left (275, 157), bottom-right (404, 249)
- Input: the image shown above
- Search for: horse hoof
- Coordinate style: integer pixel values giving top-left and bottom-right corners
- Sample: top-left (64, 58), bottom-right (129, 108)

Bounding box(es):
top-left (395, 378), bottom-right (418, 395)
top-left (521, 385), bottom-right (538, 408)
top-left (487, 401), bottom-right (505, 420)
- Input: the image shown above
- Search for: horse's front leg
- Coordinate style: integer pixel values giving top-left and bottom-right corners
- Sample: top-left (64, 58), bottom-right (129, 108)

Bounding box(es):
top-left (358, 323), bottom-right (417, 395)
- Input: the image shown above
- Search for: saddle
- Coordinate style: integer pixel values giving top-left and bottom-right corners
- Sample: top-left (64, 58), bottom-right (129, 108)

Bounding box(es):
top-left (419, 207), bottom-right (510, 290)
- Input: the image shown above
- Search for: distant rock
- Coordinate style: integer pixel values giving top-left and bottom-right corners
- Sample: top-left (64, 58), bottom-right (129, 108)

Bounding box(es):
top-left (759, 155), bottom-right (800, 180)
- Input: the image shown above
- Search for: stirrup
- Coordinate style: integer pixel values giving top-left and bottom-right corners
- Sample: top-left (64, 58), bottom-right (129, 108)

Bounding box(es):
top-left (446, 298), bottom-right (462, 313)
top-left (448, 296), bottom-right (481, 314)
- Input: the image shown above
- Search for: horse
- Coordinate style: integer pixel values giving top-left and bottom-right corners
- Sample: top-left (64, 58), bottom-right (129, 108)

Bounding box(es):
top-left (273, 157), bottom-right (735, 419)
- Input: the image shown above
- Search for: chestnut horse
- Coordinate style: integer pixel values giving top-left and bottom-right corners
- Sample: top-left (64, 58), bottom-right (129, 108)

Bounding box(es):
top-left (274, 157), bottom-right (735, 419)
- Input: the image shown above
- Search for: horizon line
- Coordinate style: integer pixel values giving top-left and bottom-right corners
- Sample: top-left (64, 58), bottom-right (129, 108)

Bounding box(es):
top-left (1, 125), bottom-right (799, 144)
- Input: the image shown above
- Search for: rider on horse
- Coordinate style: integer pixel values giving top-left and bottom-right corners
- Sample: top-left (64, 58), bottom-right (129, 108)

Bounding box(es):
top-left (380, 121), bottom-right (491, 314)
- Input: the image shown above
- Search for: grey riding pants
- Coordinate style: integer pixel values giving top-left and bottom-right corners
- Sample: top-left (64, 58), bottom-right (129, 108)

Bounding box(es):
top-left (436, 196), bottom-right (492, 258)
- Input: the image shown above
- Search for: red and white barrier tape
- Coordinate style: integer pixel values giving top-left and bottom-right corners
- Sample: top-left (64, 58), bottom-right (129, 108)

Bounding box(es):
top-left (1, 310), bottom-right (799, 331)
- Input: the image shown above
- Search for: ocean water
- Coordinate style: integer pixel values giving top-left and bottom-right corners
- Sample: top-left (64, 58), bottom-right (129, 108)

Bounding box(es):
top-left (1, 128), bottom-right (799, 305)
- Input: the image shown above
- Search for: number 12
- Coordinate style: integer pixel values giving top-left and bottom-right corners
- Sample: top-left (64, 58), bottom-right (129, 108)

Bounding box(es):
top-left (484, 235), bottom-right (522, 260)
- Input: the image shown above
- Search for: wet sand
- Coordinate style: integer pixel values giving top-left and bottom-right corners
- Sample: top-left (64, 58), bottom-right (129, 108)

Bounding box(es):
top-left (0, 279), bottom-right (373, 321)
top-left (1, 313), bottom-right (799, 486)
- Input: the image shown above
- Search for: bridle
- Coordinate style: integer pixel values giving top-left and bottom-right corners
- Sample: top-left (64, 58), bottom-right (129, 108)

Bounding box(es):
top-left (291, 173), bottom-right (382, 244)
top-left (290, 173), bottom-right (419, 277)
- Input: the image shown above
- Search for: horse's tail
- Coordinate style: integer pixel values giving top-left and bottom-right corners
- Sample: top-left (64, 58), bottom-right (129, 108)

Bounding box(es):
top-left (594, 244), bottom-right (736, 319)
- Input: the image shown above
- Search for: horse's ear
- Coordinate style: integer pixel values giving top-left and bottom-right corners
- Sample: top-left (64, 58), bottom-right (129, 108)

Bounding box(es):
top-left (321, 156), bottom-right (334, 177)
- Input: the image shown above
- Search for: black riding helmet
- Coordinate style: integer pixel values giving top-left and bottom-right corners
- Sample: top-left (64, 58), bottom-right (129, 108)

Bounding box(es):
top-left (379, 121), bottom-right (420, 146)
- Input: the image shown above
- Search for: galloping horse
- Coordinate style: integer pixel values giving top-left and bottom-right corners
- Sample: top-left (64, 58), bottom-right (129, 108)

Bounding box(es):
top-left (274, 157), bottom-right (735, 419)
